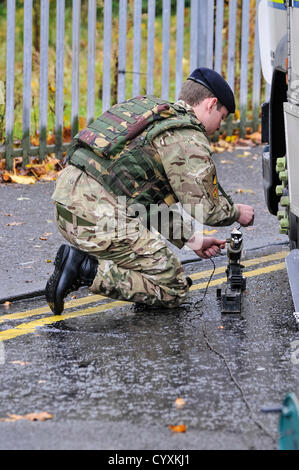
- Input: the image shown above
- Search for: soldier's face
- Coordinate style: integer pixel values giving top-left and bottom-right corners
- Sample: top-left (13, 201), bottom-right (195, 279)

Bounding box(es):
top-left (194, 98), bottom-right (228, 135)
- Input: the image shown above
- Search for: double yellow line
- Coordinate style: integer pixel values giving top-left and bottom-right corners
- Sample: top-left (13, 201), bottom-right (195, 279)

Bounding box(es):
top-left (0, 251), bottom-right (288, 342)
top-left (189, 250), bottom-right (287, 290)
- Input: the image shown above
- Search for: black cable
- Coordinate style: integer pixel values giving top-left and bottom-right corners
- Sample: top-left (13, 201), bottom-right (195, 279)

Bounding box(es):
top-left (185, 250), bottom-right (277, 444)
top-left (202, 320), bottom-right (277, 444)
top-left (185, 258), bottom-right (216, 319)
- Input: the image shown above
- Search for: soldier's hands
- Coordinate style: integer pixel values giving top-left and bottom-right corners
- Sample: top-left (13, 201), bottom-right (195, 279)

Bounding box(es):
top-left (194, 237), bottom-right (226, 259)
top-left (186, 233), bottom-right (226, 259)
top-left (236, 204), bottom-right (254, 227)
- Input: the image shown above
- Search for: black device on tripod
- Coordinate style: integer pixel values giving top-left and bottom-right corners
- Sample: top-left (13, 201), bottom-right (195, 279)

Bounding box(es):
top-left (217, 228), bottom-right (246, 313)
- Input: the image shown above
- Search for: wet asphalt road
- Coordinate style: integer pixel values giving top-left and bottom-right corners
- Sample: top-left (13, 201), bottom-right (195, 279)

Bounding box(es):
top-left (1, 145), bottom-right (299, 451)
top-left (0, 244), bottom-right (298, 451)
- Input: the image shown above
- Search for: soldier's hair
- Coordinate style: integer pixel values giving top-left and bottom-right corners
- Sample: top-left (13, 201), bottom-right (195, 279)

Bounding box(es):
top-left (178, 80), bottom-right (223, 109)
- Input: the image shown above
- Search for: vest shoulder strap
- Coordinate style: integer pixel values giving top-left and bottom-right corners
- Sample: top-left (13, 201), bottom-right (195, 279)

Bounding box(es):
top-left (145, 113), bottom-right (204, 143)
top-left (67, 96), bottom-right (176, 161)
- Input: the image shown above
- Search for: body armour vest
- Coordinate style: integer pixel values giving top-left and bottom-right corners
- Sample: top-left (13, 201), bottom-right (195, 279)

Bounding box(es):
top-left (67, 95), bottom-right (205, 211)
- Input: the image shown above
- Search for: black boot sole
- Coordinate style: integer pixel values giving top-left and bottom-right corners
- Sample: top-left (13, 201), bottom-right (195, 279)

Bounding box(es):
top-left (45, 244), bottom-right (70, 315)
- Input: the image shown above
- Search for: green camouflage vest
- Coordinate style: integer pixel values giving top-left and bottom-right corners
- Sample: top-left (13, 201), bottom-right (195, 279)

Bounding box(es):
top-left (67, 95), bottom-right (205, 209)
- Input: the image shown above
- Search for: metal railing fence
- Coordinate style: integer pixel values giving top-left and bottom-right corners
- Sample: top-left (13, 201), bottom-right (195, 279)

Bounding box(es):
top-left (0, 0), bottom-right (264, 170)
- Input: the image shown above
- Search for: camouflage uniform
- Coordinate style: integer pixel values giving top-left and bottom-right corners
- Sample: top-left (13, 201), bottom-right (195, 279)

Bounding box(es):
top-left (52, 97), bottom-right (239, 307)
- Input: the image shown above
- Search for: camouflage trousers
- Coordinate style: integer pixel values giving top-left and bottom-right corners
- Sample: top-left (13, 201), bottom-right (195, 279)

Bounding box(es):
top-left (55, 203), bottom-right (190, 308)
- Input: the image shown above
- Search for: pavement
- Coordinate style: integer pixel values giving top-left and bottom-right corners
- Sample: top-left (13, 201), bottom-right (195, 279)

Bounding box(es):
top-left (0, 143), bottom-right (288, 303)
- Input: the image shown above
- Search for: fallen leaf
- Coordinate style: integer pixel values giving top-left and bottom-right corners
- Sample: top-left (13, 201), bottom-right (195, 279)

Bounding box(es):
top-left (39, 236), bottom-right (47, 241)
top-left (225, 135), bottom-right (238, 143)
top-left (236, 151), bottom-right (251, 158)
top-left (236, 137), bottom-right (254, 147)
top-left (30, 135), bottom-right (39, 147)
top-left (9, 361), bottom-right (29, 366)
top-left (0, 414), bottom-right (24, 422)
top-left (0, 412), bottom-right (53, 423)
top-left (7, 221), bottom-right (24, 226)
top-left (46, 259), bottom-right (52, 263)
top-left (169, 424), bottom-right (187, 433)
top-left (39, 174), bottom-right (57, 182)
top-left (175, 398), bottom-right (185, 408)
top-left (25, 412), bottom-right (53, 422)
top-left (236, 188), bottom-right (255, 194)
top-left (212, 146), bottom-right (226, 153)
top-left (218, 325), bottom-right (224, 329)
top-left (79, 116), bottom-right (87, 129)
top-left (46, 133), bottom-right (55, 145)
top-left (220, 159), bottom-right (233, 164)
top-left (1, 172), bottom-right (36, 184)
top-left (203, 229), bottom-right (218, 235)
top-left (0, 154), bottom-right (63, 185)
top-left (63, 127), bottom-right (72, 142)
top-left (246, 131), bottom-right (261, 144)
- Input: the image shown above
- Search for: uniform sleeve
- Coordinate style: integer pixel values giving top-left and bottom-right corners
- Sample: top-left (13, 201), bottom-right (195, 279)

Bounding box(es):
top-left (152, 127), bottom-right (239, 228)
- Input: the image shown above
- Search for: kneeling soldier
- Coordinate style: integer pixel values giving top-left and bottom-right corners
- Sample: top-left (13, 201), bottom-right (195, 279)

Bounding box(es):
top-left (46, 67), bottom-right (254, 314)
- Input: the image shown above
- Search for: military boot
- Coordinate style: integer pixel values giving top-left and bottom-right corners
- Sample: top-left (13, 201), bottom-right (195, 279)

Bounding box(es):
top-left (45, 244), bottom-right (98, 315)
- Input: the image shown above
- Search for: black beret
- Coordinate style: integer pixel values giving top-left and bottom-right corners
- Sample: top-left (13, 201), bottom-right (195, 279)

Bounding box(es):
top-left (187, 67), bottom-right (235, 114)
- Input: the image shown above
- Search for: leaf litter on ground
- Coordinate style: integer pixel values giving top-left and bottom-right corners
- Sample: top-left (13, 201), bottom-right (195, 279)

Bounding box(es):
top-left (0, 127), bottom-right (262, 184)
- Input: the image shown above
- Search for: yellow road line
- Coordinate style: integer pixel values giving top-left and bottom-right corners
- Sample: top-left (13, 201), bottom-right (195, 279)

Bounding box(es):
top-left (0, 260), bottom-right (286, 343)
top-left (189, 261), bottom-right (286, 290)
top-left (1, 250), bottom-right (286, 325)
top-left (0, 301), bottom-right (127, 342)
top-left (0, 250), bottom-right (288, 324)
top-left (0, 294), bottom-right (106, 323)
top-left (190, 251), bottom-right (288, 281)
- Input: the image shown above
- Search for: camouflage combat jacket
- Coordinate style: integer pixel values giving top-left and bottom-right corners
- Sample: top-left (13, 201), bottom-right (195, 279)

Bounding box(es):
top-left (53, 96), bottom-right (239, 248)
top-left (66, 95), bottom-right (204, 211)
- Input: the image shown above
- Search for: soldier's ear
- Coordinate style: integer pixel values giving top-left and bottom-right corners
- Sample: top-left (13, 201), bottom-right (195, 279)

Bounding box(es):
top-left (207, 97), bottom-right (218, 113)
